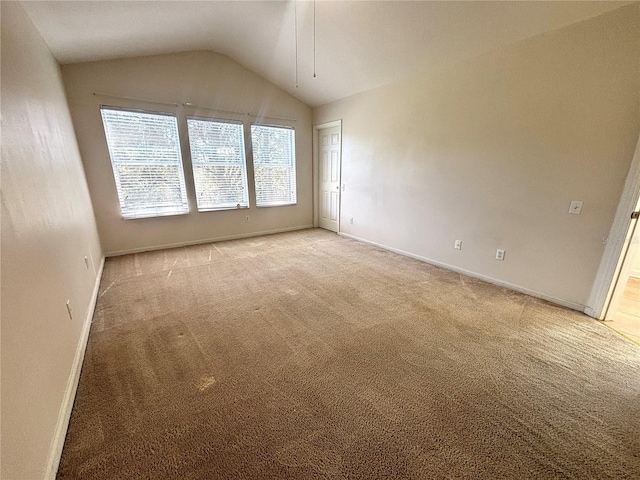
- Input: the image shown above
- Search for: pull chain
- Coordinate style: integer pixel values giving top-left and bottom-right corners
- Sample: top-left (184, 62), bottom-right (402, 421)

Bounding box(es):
top-left (294, 0), bottom-right (299, 88)
top-left (313, 0), bottom-right (316, 78)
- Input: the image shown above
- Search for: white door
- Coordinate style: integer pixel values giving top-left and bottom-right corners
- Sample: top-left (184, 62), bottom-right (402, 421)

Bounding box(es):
top-left (318, 126), bottom-right (341, 232)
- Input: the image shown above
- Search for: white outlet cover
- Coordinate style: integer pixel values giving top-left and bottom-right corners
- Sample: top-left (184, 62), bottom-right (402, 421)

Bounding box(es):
top-left (569, 200), bottom-right (583, 215)
top-left (454, 240), bottom-right (462, 250)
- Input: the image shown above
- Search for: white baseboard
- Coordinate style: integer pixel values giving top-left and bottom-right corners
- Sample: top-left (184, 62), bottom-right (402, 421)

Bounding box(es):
top-left (584, 306), bottom-right (598, 317)
top-left (339, 232), bottom-right (586, 312)
top-left (106, 225), bottom-right (315, 257)
top-left (45, 256), bottom-right (105, 480)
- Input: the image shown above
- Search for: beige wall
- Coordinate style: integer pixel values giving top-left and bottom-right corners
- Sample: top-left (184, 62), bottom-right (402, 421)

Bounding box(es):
top-left (1, 3), bottom-right (103, 479)
top-left (62, 51), bottom-right (313, 255)
top-left (313, 5), bottom-right (640, 309)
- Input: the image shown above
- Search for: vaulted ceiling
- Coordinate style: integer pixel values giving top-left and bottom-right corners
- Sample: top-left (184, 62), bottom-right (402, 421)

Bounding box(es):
top-left (21, 1), bottom-right (629, 107)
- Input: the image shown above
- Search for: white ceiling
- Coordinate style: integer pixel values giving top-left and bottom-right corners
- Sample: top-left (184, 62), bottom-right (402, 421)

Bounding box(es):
top-left (21, 1), bottom-right (629, 107)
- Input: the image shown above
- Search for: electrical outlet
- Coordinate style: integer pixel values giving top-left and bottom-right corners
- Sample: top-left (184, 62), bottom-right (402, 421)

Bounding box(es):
top-left (454, 240), bottom-right (462, 250)
top-left (84, 256), bottom-right (89, 269)
top-left (245, 215), bottom-right (250, 222)
top-left (349, 217), bottom-right (354, 224)
top-left (66, 300), bottom-right (73, 320)
top-left (568, 201), bottom-right (583, 215)
top-left (496, 249), bottom-right (505, 261)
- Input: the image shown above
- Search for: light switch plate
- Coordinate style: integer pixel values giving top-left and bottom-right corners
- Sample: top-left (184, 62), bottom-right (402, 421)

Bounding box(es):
top-left (569, 201), bottom-right (583, 215)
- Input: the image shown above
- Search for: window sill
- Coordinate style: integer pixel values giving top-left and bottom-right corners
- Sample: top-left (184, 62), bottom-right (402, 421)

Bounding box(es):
top-left (122, 209), bottom-right (189, 220)
top-left (197, 205), bottom-right (250, 213)
top-left (256, 202), bottom-right (297, 208)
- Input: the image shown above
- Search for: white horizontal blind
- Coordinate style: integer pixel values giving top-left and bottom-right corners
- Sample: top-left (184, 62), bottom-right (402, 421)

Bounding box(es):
top-left (186, 118), bottom-right (249, 211)
top-left (100, 108), bottom-right (189, 219)
top-left (250, 125), bottom-right (297, 207)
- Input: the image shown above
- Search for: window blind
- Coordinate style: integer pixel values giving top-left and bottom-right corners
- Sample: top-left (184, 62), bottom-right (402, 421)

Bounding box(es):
top-left (186, 118), bottom-right (249, 211)
top-left (250, 125), bottom-right (297, 207)
top-left (100, 108), bottom-right (189, 219)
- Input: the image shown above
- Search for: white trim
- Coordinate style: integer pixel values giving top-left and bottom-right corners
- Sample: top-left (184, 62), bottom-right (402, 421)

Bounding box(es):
top-left (339, 232), bottom-right (585, 312)
top-left (45, 256), bottom-right (105, 480)
top-left (106, 225), bottom-right (314, 257)
top-left (587, 135), bottom-right (640, 319)
top-left (312, 120), bottom-right (343, 231)
top-left (583, 305), bottom-right (599, 317)
top-left (314, 121), bottom-right (343, 130)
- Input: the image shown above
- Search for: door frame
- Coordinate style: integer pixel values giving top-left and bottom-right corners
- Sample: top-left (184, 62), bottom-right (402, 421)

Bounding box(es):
top-left (313, 120), bottom-right (343, 231)
top-left (587, 135), bottom-right (640, 319)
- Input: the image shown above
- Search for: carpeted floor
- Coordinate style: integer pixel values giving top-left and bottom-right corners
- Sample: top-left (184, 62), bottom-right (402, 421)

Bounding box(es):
top-left (57, 229), bottom-right (640, 479)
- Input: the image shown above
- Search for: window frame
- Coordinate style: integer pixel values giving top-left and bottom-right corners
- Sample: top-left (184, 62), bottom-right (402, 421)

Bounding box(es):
top-left (250, 123), bottom-right (297, 208)
top-left (185, 115), bottom-right (251, 212)
top-left (99, 105), bottom-right (189, 220)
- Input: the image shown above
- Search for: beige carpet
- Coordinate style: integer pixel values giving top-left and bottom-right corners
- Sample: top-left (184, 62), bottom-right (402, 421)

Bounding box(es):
top-left (58, 229), bottom-right (640, 479)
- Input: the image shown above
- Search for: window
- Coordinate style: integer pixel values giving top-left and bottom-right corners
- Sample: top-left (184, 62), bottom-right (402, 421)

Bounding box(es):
top-left (186, 118), bottom-right (249, 211)
top-left (250, 125), bottom-right (297, 206)
top-left (100, 107), bottom-right (188, 219)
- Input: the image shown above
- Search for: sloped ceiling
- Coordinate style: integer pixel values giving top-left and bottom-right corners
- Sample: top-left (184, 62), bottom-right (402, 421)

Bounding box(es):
top-left (21, 1), bottom-right (630, 107)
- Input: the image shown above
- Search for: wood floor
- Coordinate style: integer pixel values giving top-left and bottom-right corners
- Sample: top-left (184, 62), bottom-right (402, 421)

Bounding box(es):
top-left (608, 276), bottom-right (640, 344)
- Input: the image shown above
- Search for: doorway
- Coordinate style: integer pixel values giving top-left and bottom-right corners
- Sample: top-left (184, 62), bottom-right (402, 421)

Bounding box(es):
top-left (603, 196), bottom-right (640, 343)
top-left (314, 121), bottom-right (342, 233)
top-left (588, 135), bottom-right (640, 343)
